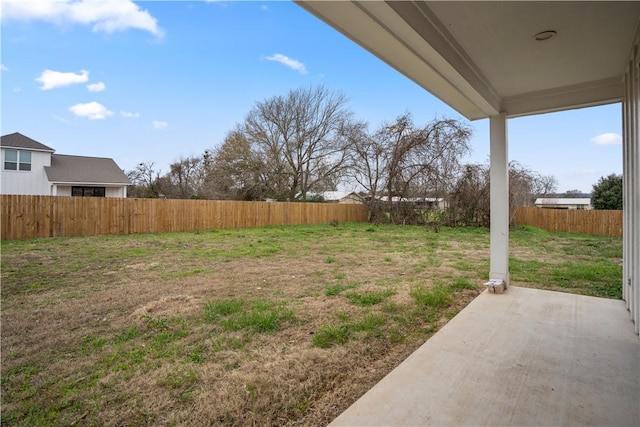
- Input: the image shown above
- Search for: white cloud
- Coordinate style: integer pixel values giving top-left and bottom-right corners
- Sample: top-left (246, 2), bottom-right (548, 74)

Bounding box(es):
top-left (1, 0), bottom-right (163, 37)
top-left (121, 110), bottom-right (140, 118)
top-left (87, 82), bottom-right (105, 92)
top-left (591, 132), bottom-right (622, 146)
top-left (1, 64), bottom-right (8, 71)
top-left (36, 69), bottom-right (89, 90)
top-left (152, 120), bottom-right (168, 129)
top-left (265, 53), bottom-right (307, 74)
top-left (261, 5), bottom-right (269, 11)
top-left (68, 101), bottom-right (113, 120)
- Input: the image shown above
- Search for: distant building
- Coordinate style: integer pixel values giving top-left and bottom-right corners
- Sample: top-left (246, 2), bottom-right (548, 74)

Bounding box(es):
top-left (379, 196), bottom-right (448, 210)
top-left (320, 191), bottom-right (363, 204)
top-left (303, 191), bottom-right (363, 204)
top-left (534, 198), bottom-right (592, 210)
top-left (1, 133), bottom-right (130, 197)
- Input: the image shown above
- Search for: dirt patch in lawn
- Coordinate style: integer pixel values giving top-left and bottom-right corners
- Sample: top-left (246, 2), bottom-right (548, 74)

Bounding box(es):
top-left (131, 294), bottom-right (202, 320)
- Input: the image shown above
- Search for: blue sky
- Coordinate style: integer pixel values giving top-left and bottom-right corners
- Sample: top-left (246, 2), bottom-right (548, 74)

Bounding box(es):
top-left (1, 0), bottom-right (622, 193)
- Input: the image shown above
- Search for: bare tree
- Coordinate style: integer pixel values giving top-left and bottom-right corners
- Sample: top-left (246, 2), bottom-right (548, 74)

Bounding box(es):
top-left (204, 129), bottom-right (274, 200)
top-left (158, 155), bottom-right (207, 199)
top-left (509, 161), bottom-right (558, 208)
top-left (395, 117), bottom-right (472, 200)
top-left (345, 113), bottom-right (471, 222)
top-left (448, 161), bottom-right (558, 227)
top-left (342, 121), bottom-right (387, 218)
top-left (534, 174), bottom-right (558, 196)
top-left (242, 85), bottom-right (352, 201)
top-left (448, 163), bottom-right (491, 227)
top-left (126, 162), bottom-right (161, 198)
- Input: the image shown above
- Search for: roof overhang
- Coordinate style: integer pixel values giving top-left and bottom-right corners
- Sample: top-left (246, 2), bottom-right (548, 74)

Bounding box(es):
top-left (296, 1), bottom-right (640, 120)
top-left (49, 182), bottom-right (130, 187)
top-left (1, 145), bottom-right (55, 154)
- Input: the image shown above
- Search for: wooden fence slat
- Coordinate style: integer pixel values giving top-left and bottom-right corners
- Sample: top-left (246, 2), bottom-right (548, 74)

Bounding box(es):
top-left (0, 195), bottom-right (369, 240)
top-left (514, 206), bottom-right (622, 237)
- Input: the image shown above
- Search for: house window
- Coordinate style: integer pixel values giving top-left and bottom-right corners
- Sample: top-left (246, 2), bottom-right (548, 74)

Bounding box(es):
top-left (4, 149), bottom-right (31, 171)
top-left (72, 186), bottom-right (106, 197)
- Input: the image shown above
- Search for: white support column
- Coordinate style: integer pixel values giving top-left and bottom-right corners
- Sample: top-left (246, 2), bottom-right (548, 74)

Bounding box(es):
top-left (489, 113), bottom-right (509, 288)
top-left (623, 73), bottom-right (629, 308)
top-left (625, 41), bottom-right (640, 334)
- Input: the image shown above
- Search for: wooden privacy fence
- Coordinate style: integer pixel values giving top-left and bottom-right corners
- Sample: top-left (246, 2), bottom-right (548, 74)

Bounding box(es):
top-left (514, 207), bottom-right (622, 237)
top-left (1, 195), bottom-right (368, 240)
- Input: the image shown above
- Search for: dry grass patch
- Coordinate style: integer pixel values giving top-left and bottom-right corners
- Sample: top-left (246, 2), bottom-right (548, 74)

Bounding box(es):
top-left (1, 223), bottom-right (621, 425)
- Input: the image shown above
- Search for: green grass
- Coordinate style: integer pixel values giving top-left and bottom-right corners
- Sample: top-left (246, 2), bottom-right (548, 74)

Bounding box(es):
top-left (509, 252), bottom-right (622, 299)
top-left (410, 282), bottom-right (452, 309)
top-left (312, 312), bottom-right (388, 348)
top-left (324, 279), bottom-right (360, 296)
top-left (345, 289), bottom-right (396, 306)
top-left (204, 300), bottom-right (244, 319)
top-left (0, 222), bottom-right (623, 426)
top-left (352, 313), bottom-right (386, 333)
top-left (163, 267), bottom-right (214, 279)
top-left (413, 258), bottom-right (442, 271)
top-left (452, 260), bottom-right (474, 271)
top-left (325, 284), bottom-right (346, 296)
top-left (204, 299), bottom-right (294, 333)
top-left (451, 277), bottom-right (476, 291)
top-left (312, 325), bottom-right (352, 348)
top-left (114, 326), bottom-right (139, 344)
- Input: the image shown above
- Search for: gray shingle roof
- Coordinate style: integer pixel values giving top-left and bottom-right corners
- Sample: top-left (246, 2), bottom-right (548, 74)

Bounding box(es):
top-left (1, 132), bottom-right (55, 152)
top-left (45, 154), bottom-right (130, 185)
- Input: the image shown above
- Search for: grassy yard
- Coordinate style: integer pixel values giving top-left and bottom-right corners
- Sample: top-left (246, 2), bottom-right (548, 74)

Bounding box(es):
top-left (1, 223), bottom-right (621, 426)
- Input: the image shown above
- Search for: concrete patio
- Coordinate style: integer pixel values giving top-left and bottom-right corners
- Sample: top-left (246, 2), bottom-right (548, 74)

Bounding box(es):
top-left (330, 286), bottom-right (640, 427)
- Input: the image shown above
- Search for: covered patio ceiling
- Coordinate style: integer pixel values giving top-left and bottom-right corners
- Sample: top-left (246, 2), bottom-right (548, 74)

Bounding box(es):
top-left (296, 1), bottom-right (640, 120)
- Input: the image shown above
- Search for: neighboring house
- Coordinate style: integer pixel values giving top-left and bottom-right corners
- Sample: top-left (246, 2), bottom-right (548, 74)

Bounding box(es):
top-left (1, 133), bottom-right (130, 197)
top-left (318, 191), bottom-right (363, 204)
top-left (534, 198), bottom-right (592, 210)
top-left (412, 197), bottom-right (448, 210)
top-left (297, 191), bottom-right (363, 204)
top-left (379, 196), bottom-right (448, 210)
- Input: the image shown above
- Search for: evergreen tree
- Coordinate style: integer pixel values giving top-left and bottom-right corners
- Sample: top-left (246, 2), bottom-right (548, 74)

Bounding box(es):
top-left (591, 174), bottom-right (623, 210)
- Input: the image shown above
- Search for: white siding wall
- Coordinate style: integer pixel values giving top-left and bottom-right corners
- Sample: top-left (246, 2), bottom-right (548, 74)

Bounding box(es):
top-left (106, 187), bottom-right (126, 198)
top-left (55, 186), bottom-right (72, 197)
top-left (1, 149), bottom-right (51, 195)
top-left (623, 28), bottom-right (639, 334)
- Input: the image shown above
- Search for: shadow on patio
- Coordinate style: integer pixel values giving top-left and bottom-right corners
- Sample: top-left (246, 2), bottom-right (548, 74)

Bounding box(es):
top-left (330, 286), bottom-right (639, 426)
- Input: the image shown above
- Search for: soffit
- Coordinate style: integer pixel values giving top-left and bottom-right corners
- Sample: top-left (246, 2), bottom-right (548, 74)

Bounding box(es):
top-left (296, 1), bottom-right (640, 120)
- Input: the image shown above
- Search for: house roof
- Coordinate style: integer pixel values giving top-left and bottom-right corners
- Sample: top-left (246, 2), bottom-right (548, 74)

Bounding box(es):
top-left (535, 198), bottom-right (591, 206)
top-left (320, 191), bottom-right (360, 201)
top-left (1, 132), bottom-right (55, 152)
top-left (45, 154), bottom-right (130, 185)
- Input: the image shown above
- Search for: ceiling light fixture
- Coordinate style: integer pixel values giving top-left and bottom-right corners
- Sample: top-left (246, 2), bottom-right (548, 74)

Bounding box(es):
top-left (534, 30), bottom-right (557, 41)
